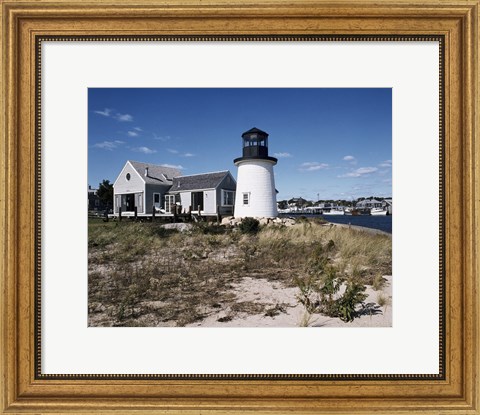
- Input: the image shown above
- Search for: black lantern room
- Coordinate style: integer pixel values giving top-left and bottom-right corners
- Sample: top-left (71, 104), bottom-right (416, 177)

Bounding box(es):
top-left (233, 127), bottom-right (278, 164)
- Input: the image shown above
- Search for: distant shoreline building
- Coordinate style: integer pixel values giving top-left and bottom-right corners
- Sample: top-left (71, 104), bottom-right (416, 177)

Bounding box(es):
top-left (233, 128), bottom-right (278, 218)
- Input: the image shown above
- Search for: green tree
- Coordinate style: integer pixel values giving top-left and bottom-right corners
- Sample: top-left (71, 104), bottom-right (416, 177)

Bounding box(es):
top-left (277, 200), bottom-right (288, 210)
top-left (97, 179), bottom-right (113, 208)
top-left (238, 217), bottom-right (260, 235)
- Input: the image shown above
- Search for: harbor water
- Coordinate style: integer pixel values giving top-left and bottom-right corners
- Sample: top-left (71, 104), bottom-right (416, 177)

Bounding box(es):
top-left (281, 214), bottom-right (392, 234)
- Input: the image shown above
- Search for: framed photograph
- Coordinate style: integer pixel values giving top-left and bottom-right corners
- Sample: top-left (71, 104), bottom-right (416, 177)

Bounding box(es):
top-left (86, 87), bottom-right (394, 331)
top-left (1, 0), bottom-right (478, 413)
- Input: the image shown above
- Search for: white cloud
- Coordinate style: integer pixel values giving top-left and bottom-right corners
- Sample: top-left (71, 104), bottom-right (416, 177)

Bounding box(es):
top-left (161, 163), bottom-right (184, 170)
top-left (339, 167), bottom-right (378, 178)
top-left (355, 167), bottom-right (378, 174)
top-left (94, 108), bottom-right (112, 117)
top-left (299, 162), bottom-right (329, 172)
top-left (93, 140), bottom-right (124, 151)
top-left (167, 149), bottom-right (179, 154)
top-left (115, 113), bottom-right (133, 122)
top-left (94, 109), bottom-right (134, 123)
top-left (379, 159), bottom-right (392, 168)
top-left (153, 134), bottom-right (171, 141)
top-left (127, 131), bottom-right (139, 137)
top-left (182, 153), bottom-right (195, 157)
top-left (274, 152), bottom-right (292, 158)
top-left (132, 146), bottom-right (156, 154)
top-left (343, 155), bottom-right (357, 165)
top-left (134, 127), bottom-right (143, 131)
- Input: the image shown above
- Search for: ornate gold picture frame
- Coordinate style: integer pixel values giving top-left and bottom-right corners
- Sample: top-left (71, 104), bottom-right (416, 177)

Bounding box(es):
top-left (1, 0), bottom-right (478, 413)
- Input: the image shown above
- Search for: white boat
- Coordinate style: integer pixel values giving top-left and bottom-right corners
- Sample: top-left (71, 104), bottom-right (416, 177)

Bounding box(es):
top-left (323, 209), bottom-right (344, 215)
top-left (370, 207), bottom-right (388, 215)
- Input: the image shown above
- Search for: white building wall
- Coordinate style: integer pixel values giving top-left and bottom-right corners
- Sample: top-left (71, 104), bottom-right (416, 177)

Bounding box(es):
top-left (203, 189), bottom-right (216, 214)
top-left (179, 192), bottom-right (190, 211)
top-left (234, 160), bottom-right (278, 218)
top-left (113, 162), bottom-right (145, 194)
top-left (113, 161), bottom-right (145, 213)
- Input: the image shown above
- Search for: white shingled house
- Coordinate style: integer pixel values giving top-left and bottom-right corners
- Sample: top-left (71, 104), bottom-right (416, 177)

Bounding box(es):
top-left (113, 161), bottom-right (181, 215)
top-left (113, 160), bottom-right (236, 216)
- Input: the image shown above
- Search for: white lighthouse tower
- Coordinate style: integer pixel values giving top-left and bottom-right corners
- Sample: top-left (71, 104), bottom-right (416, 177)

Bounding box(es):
top-left (234, 127), bottom-right (278, 218)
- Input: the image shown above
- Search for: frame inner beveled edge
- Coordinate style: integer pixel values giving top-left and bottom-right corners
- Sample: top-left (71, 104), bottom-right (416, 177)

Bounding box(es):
top-left (34, 34), bottom-right (445, 381)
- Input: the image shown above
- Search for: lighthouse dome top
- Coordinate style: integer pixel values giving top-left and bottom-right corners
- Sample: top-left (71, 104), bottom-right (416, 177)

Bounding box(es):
top-left (242, 127), bottom-right (269, 138)
top-left (234, 127), bottom-right (277, 165)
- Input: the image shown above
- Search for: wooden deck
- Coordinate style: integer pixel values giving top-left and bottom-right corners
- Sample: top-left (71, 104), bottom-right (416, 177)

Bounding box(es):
top-left (106, 211), bottom-right (228, 223)
top-left (104, 205), bottom-right (234, 222)
top-left (108, 212), bottom-right (174, 219)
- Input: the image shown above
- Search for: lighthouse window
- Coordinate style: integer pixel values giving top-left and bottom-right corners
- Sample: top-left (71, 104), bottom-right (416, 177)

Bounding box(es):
top-left (243, 192), bottom-right (250, 206)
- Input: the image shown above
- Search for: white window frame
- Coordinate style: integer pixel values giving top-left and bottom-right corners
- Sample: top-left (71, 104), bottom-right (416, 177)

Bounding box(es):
top-left (242, 192), bottom-right (250, 206)
top-left (222, 189), bottom-right (235, 206)
top-left (165, 194), bottom-right (175, 213)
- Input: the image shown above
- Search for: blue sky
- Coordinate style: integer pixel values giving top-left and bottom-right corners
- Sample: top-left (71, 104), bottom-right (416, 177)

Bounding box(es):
top-left (88, 88), bottom-right (391, 201)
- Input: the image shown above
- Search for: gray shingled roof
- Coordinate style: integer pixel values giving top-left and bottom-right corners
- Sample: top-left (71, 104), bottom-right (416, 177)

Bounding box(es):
top-left (170, 171), bottom-right (232, 192)
top-left (129, 160), bottom-right (182, 185)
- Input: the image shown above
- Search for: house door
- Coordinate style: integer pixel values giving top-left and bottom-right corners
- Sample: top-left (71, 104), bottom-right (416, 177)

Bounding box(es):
top-left (125, 194), bottom-right (135, 211)
top-left (153, 193), bottom-right (161, 209)
top-left (191, 192), bottom-right (204, 212)
top-left (136, 193), bottom-right (143, 213)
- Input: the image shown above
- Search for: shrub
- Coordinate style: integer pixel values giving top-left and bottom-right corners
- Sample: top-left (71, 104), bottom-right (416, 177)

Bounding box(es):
top-left (150, 225), bottom-right (178, 238)
top-left (295, 274), bottom-right (317, 312)
top-left (238, 217), bottom-right (260, 234)
top-left (318, 266), bottom-right (343, 315)
top-left (295, 245), bottom-right (368, 322)
top-left (326, 239), bottom-right (335, 251)
top-left (193, 223), bottom-right (227, 235)
top-left (335, 280), bottom-right (368, 322)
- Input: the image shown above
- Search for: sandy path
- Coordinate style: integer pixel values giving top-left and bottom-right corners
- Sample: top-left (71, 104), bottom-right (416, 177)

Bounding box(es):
top-left (186, 275), bottom-right (392, 328)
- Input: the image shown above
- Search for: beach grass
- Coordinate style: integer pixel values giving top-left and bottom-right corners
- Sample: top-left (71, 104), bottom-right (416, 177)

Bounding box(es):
top-left (88, 219), bottom-right (391, 327)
